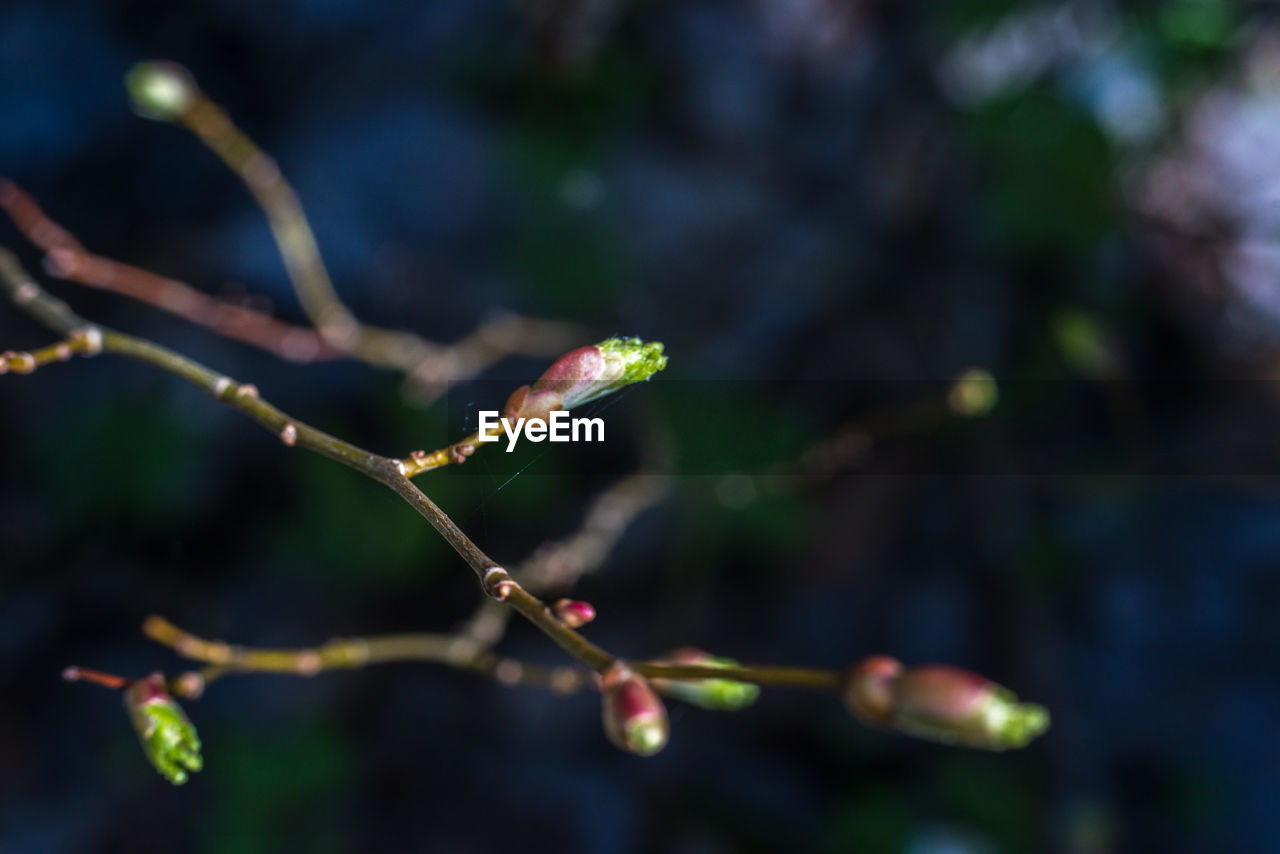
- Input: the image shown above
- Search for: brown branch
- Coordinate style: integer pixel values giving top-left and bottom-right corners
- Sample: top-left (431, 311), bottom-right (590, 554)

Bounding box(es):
top-left (0, 178), bottom-right (578, 387)
top-left (168, 76), bottom-right (581, 386)
top-left (457, 471), bottom-right (670, 651)
top-left (142, 616), bottom-right (590, 697)
top-left (5, 246), bottom-right (1049, 760)
top-left (142, 614), bottom-right (844, 699)
top-left (0, 328), bottom-right (103, 375)
top-left (0, 254), bottom-right (848, 698)
top-left (0, 178), bottom-right (343, 362)
top-left (0, 246), bottom-right (618, 676)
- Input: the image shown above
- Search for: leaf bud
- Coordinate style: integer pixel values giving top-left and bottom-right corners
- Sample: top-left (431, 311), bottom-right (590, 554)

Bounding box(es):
top-left (844, 657), bottom-right (1049, 751)
top-left (125, 61), bottom-right (198, 122)
top-left (123, 672), bottom-right (203, 784)
top-left (552, 598), bottom-right (597, 628)
top-left (601, 666), bottom-right (669, 756)
top-left (651, 647), bottom-right (761, 711)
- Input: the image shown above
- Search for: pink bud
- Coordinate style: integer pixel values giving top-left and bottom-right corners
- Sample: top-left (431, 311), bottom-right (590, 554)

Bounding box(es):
top-left (601, 666), bottom-right (669, 756)
top-left (842, 655), bottom-right (904, 726)
top-left (532, 345), bottom-right (611, 397)
top-left (510, 337), bottom-right (667, 416)
top-left (843, 659), bottom-right (1049, 751)
top-left (553, 599), bottom-right (597, 628)
top-left (501, 384), bottom-right (564, 423)
top-left (891, 665), bottom-right (992, 724)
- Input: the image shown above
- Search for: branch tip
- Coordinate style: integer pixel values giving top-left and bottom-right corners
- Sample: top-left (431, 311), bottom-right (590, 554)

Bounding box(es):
top-left (125, 60), bottom-right (198, 122)
top-left (62, 666), bottom-right (128, 690)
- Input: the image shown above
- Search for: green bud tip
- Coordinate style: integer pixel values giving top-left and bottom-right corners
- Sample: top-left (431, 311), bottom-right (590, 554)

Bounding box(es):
top-left (654, 649), bottom-right (760, 712)
top-left (125, 61), bottom-right (197, 122)
top-left (508, 336), bottom-right (668, 420)
top-left (596, 336), bottom-right (667, 389)
top-left (124, 673), bottom-right (203, 785)
top-left (844, 659), bottom-right (1050, 751)
top-left (979, 688), bottom-right (1050, 749)
top-left (624, 719), bottom-right (668, 756)
top-left (601, 667), bottom-right (670, 757)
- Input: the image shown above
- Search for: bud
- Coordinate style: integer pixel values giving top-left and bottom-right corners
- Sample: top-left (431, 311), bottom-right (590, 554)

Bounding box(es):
top-left (843, 658), bottom-right (1049, 751)
top-left (1052, 308), bottom-right (1119, 378)
top-left (125, 61), bottom-right (198, 122)
top-left (650, 647), bottom-right (760, 711)
top-left (124, 672), bottom-right (203, 784)
top-left (553, 598), bottom-right (597, 628)
top-left (601, 666), bottom-right (669, 756)
top-left (947, 368), bottom-right (998, 416)
top-left (504, 337), bottom-right (667, 422)
top-left (842, 655), bottom-right (904, 726)
top-left (501, 384), bottom-right (564, 424)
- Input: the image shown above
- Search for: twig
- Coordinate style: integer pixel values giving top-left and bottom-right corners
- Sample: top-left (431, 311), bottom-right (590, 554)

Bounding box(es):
top-left (142, 616), bottom-right (590, 696)
top-left (0, 329), bottom-right (102, 375)
top-left (456, 472), bottom-right (670, 651)
top-left (0, 248), bottom-right (751, 687)
top-left (0, 179), bottom-right (577, 381)
top-left (125, 63), bottom-right (578, 383)
top-left (0, 179), bottom-right (343, 362)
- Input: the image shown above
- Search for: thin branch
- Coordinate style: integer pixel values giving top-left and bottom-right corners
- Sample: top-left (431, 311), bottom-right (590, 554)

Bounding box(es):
top-left (0, 249), bottom-right (856, 703)
top-left (457, 471), bottom-right (670, 651)
top-left (633, 661), bottom-right (843, 692)
top-left (0, 329), bottom-right (102, 375)
top-left (142, 616), bottom-right (590, 697)
top-left (0, 179), bottom-right (579, 386)
top-left (132, 67), bottom-right (579, 381)
top-left (0, 179), bottom-right (343, 362)
top-left (143, 614), bottom-right (845, 698)
top-left (398, 430), bottom-right (486, 477)
top-left (0, 246), bottom-right (617, 675)
top-left (178, 92), bottom-right (374, 353)
top-left (62, 666), bottom-right (129, 690)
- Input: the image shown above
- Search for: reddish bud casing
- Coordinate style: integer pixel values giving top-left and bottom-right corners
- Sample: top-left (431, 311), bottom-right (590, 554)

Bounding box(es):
top-left (553, 599), bottom-right (597, 628)
top-left (601, 666), bottom-right (669, 756)
top-left (843, 657), bottom-right (1049, 751)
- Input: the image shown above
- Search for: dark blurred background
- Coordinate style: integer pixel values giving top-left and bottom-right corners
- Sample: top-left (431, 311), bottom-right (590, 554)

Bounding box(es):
top-left (3, 1), bottom-right (1279, 852)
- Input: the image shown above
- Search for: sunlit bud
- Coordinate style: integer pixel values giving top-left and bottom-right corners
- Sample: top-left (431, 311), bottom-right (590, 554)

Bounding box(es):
top-left (889, 665), bottom-right (1049, 750)
top-left (553, 598), bottom-right (597, 628)
top-left (947, 368), bottom-right (998, 416)
top-left (842, 655), bottom-right (904, 726)
top-left (651, 647), bottom-right (761, 711)
top-left (601, 666), bottom-right (669, 756)
top-left (844, 658), bottom-right (1049, 751)
top-left (125, 61), bottom-right (198, 122)
top-left (505, 337), bottom-right (667, 422)
top-left (123, 672), bottom-right (203, 784)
